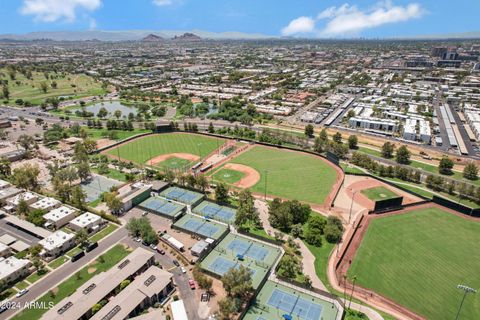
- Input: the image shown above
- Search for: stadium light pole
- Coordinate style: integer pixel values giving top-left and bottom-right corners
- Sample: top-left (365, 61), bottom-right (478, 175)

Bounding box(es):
top-left (455, 285), bottom-right (476, 320)
top-left (348, 275), bottom-right (357, 310)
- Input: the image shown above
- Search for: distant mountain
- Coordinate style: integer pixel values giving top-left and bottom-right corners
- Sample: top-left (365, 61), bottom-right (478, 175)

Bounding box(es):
top-left (172, 32), bottom-right (201, 41)
top-left (0, 29), bottom-right (272, 41)
top-left (395, 31), bottom-right (480, 40)
top-left (142, 34), bottom-right (164, 42)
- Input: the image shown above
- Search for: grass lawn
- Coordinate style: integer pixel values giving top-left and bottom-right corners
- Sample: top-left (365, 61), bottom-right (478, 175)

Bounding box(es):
top-left (25, 270), bottom-right (49, 284)
top-left (15, 281), bottom-right (29, 290)
top-left (91, 167), bottom-right (128, 182)
top-left (106, 133), bottom-right (224, 165)
top-left (88, 197), bottom-right (102, 207)
top-left (0, 68), bottom-right (106, 105)
top-left (360, 186), bottom-right (399, 201)
top-left (211, 168), bottom-right (245, 184)
top-left (240, 221), bottom-right (276, 241)
top-left (65, 246), bottom-right (82, 258)
top-left (304, 240), bottom-right (336, 292)
top-left (89, 223), bottom-right (118, 243)
top-left (84, 128), bottom-right (150, 141)
top-left (0, 288), bottom-right (17, 301)
top-left (154, 157), bottom-right (191, 170)
top-left (348, 208), bottom-right (480, 319)
top-left (341, 163), bottom-right (367, 175)
top-left (229, 146), bottom-right (338, 205)
top-left (12, 244), bottom-right (130, 320)
top-left (48, 256), bottom-right (69, 269)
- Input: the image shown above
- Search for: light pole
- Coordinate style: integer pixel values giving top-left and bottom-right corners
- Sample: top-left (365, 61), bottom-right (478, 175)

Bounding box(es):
top-left (455, 285), bottom-right (476, 320)
top-left (348, 275), bottom-right (357, 310)
top-left (264, 170), bottom-right (268, 200)
top-left (349, 189), bottom-right (357, 225)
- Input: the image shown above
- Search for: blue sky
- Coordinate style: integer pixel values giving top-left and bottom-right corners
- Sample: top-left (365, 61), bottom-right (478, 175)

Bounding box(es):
top-left (0, 0), bottom-right (479, 37)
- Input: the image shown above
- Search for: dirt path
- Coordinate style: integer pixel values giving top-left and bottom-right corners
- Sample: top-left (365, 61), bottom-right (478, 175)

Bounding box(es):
top-left (223, 163), bottom-right (260, 188)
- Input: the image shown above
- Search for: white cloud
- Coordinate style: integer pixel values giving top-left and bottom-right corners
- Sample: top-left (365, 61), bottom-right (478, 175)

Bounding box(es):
top-left (89, 17), bottom-right (97, 30)
top-left (319, 1), bottom-right (423, 36)
top-left (281, 16), bottom-right (316, 36)
top-left (282, 1), bottom-right (424, 37)
top-left (152, 0), bottom-right (173, 6)
top-left (20, 0), bottom-right (101, 22)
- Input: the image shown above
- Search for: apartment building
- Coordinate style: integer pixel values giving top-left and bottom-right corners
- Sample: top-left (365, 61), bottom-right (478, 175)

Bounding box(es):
top-left (38, 230), bottom-right (76, 260)
top-left (68, 212), bottom-right (105, 234)
top-left (43, 206), bottom-right (77, 229)
top-left (0, 256), bottom-right (32, 284)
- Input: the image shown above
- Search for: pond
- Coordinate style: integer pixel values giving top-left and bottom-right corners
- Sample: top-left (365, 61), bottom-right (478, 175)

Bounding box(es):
top-left (82, 101), bottom-right (138, 118)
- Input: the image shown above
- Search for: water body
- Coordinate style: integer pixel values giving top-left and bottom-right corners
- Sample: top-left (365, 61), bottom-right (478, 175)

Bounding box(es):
top-left (82, 101), bottom-right (138, 118)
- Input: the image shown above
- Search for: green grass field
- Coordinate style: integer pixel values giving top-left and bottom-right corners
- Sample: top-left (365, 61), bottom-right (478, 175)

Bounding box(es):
top-left (212, 168), bottom-right (245, 184)
top-left (84, 128), bottom-right (150, 141)
top-left (229, 146), bottom-right (338, 205)
top-left (360, 186), bottom-right (399, 201)
top-left (0, 68), bottom-right (106, 105)
top-left (348, 208), bottom-right (480, 319)
top-left (106, 133), bottom-right (224, 165)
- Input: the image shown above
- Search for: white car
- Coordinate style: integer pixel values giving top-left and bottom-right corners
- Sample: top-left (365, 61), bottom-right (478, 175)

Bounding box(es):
top-left (180, 267), bottom-right (187, 274)
top-left (135, 238), bottom-right (142, 243)
top-left (16, 289), bottom-right (28, 298)
top-left (149, 244), bottom-right (157, 250)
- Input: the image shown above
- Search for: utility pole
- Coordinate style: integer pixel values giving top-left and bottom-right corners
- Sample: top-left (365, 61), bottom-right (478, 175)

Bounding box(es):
top-left (455, 285), bottom-right (476, 320)
top-left (349, 189), bottom-right (357, 224)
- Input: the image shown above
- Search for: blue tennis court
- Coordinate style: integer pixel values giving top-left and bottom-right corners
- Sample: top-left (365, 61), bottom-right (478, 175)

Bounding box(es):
top-left (267, 289), bottom-right (323, 320)
top-left (203, 203), bottom-right (221, 216)
top-left (174, 214), bottom-right (227, 239)
top-left (215, 207), bottom-right (236, 222)
top-left (161, 187), bottom-right (204, 205)
top-left (138, 196), bottom-right (185, 218)
top-left (208, 257), bottom-right (237, 276)
top-left (193, 201), bottom-right (237, 223)
top-left (196, 223), bottom-right (219, 238)
top-left (227, 239), bottom-right (269, 262)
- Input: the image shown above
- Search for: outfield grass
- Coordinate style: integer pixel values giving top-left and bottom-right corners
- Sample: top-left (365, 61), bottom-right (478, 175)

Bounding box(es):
top-left (0, 68), bottom-right (106, 105)
top-left (88, 223), bottom-right (118, 243)
top-left (229, 146), bottom-right (338, 205)
top-left (348, 208), bottom-right (480, 319)
top-left (12, 244), bottom-right (130, 320)
top-left (211, 168), bottom-right (245, 184)
top-left (84, 128), bottom-right (150, 141)
top-left (106, 133), bottom-right (223, 165)
top-left (360, 186), bottom-right (399, 201)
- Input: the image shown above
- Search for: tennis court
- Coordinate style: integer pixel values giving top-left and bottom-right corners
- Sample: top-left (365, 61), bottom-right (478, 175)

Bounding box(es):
top-left (200, 251), bottom-right (268, 289)
top-left (243, 281), bottom-right (341, 320)
top-left (138, 196), bottom-right (186, 219)
top-left (81, 174), bottom-right (123, 202)
top-left (193, 201), bottom-right (236, 224)
top-left (173, 214), bottom-right (228, 240)
top-left (160, 186), bottom-right (204, 206)
top-left (217, 233), bottom-right (281, 267)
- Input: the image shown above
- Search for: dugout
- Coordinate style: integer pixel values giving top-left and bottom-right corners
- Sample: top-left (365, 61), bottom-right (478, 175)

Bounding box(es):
top-left (372, 196), bottom-right (404, 213)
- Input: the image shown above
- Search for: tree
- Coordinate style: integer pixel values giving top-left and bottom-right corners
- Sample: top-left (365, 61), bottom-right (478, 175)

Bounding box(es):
top-left (304, 124), bottom-right (314, 138)
top-left (16, 199), bottom-right (30, 217)
top-left (104, 192), bottom-right (123, 214)
top-left (396, 145), bottom-right (410, 164)
top-left (215, 183), bottom-right (229, 204)
top-left (26, 209), bottom-right (46, 226)
top-left (70, 186), bottom-right (87, 210)
top-left (208, 122), bottom-right (215, 133)
top-left (268, 199), bottom-right (311, 232)
top-left (75, 229), bottom-right (89, 247)
top-left (2, 85), bottom-right (9, 100)
top-left (463, 162), bottom-right (478, 180)
top-left (333, 132), bottom-right (342, 144)
top-left (324, 216), bottom-right (344, 243)
top-left (0, 158), bottom-right (11, 178)
top-left (216, 298), bottom-right (237, 320)
top-left (83, 138), bottom-right (97, 153)
top-left (277, 254), bottom-right (299, 279)
top-left (17, 134), bottom-right (37, 155)
top-left (77, 162), bottom-right (91, 182)
top-left (114, 110), bottom-right (122, 119)
top-left (381, 142), bottom-right (395, 158)
top-left (196, 174), bottom-right (209, 193)
top-left (97, 107), bottom-right (108, 118)
top-left (347, 135), bottom-right (358, 149)
top-left (126, 217), bottom-right (157, 244)
top-left (438, 157), bottom-right (454, 175)
top-left (12, 163), bottom-right (40, 190)
top-left (73, 142), bottom-right (89, 163)
top-left (222, 265), bottom-right (254, 298)
top-left (40, 81), bottom-right (48, 93)
top-left (313, 128), bottom-right (329, 153)
top-left (235, 189), bottom-right (258, 226)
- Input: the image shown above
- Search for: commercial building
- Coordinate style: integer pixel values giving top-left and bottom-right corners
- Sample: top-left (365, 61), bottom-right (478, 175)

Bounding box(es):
top-left (348, 117), bottom-right (398, 133)
top-left (118, 182), bottom-right (152, 212)
top-left (43, 206), bottom-right (77, 229)
top-left (42, 247), bottom-right (156, 320)
top-left (68, 212), bottom-right (105, 234)
top-left (91, 266), bottom-right (174, 320)
top-left (0, 256), bottom-right (32, 284)
top-left (38, 230), bottom-right (76, 260)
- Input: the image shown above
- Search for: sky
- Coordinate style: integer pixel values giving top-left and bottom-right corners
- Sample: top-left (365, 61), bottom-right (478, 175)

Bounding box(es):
top-left (0, 0), bottom-right (479, 38)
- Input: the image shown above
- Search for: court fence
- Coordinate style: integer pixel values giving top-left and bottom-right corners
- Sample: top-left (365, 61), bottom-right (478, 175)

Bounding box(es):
top-left (171, 221), bottom-right (229, 243)
top-left (237, 227), bottom-right (284, 246)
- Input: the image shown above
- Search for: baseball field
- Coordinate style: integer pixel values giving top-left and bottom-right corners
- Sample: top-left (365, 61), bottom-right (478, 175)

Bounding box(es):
top-left (105, 133), bottom-right (224, 167)
top-left (227, 146), bottom-right (339, 205)
top-left (360, 186), bottom-right (399, 201)
top-left (347, 207), bottom-right (480, 319)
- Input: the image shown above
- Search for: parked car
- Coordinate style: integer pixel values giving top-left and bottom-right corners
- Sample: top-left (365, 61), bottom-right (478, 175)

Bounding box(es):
top-left (142, 211), bottom-right (148, 216)
top-left (188, 279), bottom-right (196, 290)
top-left (15, 289), bottom-right (28, 298)
top-left (71, 251), bottom-right (85, 262)
top-left (149, 244), bottom-right (157, 250)
top-left (157, 248), bottom-right (165, 255)
top-left (135, 238), bottom-right (142, 242)
top-left (180, 266), bottom-right (187, 274)
top-left (141, 240), bottom-right (149, 246)
top-left (172, 260), bottom-right (180, 267)
top-left (85, 242), bottom-right (98, 252)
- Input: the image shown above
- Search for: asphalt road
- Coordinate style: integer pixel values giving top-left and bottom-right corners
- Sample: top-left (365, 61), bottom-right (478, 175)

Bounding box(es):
top-left (0, 227), bottom-right (128, 320)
